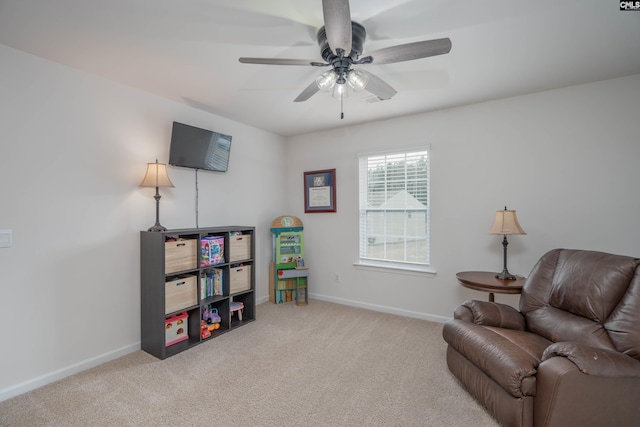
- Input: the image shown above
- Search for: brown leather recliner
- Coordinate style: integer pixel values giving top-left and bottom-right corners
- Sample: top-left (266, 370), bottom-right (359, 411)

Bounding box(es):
top-left (443, 249), bottom-right (640, 427)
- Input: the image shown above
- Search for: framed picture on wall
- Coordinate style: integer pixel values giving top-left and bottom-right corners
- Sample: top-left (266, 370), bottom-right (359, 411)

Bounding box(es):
top-left (304, 169), bottom-right (336, 213)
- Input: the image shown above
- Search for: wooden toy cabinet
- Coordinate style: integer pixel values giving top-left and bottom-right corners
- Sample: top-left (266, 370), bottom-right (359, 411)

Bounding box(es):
top-left (140, 226), bottom-right (255, 359)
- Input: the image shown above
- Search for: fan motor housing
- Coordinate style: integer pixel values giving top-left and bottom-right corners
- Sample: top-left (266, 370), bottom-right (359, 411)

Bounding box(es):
top-left (317, 21), bottom-right (366, 62)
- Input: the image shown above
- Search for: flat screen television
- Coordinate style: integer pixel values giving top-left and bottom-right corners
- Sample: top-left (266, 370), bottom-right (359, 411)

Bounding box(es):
top-left (169, 122), bottom-right (232, 172)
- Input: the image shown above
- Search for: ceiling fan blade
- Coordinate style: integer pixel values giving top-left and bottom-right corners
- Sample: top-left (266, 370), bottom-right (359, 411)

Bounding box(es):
top-left (322, 0), bottom-right (352, 55)
top-left (359, 70), bottom-right (397, 100)
top-left (367, 38), bottom-right (452, 65)
top-left (239, 57), bottom-right (322, 66)
top-left (294, 81), bottom-right (320, 102)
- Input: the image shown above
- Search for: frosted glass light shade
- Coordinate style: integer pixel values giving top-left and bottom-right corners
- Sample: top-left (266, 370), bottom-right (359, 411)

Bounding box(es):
top-left (140, 160), bottom-right (174, 188)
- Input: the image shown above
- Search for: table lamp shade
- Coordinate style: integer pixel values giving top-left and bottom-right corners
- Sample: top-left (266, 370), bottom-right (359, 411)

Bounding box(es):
top-left (488, 208), bottom-right (526, 235)
top-left (140, 159), bottom-right (173, 232)
top-left (140, 160), bottom-right (174, 188)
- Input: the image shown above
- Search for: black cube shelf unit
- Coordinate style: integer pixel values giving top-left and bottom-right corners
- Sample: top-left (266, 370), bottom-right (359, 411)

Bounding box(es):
top-left (140, 226), bottom-right (255, 359)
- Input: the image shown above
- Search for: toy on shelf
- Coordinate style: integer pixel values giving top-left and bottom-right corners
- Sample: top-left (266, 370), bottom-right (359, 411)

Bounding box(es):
top-left (201, 320), bottom-right (211, 339)
top-left (201, 236), bottom-right (224, 267)
top-left (202, 305), bottom-right (221, 332)
top-left (230, 301), bottom-right (244, 321)
top-left (165, 312), bottom-right (189, 347)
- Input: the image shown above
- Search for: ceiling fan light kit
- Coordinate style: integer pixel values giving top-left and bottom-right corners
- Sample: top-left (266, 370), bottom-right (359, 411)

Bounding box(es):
top-left (316, 68), bottom-right (367, 93)
top-left (316, 70), bottom-right (338, 91)
top-left (238, 0), bottom-right (452, 119)
top-left (347, 69), bottom-right (369, 92)
top-left (333, 82), bottom-right (347, 99)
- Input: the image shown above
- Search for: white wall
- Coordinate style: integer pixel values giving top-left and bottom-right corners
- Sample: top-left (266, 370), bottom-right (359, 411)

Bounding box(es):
top-left (286, 74), bottom-right (640, 321)
top-left (0, 44), bottom-right (287, 400)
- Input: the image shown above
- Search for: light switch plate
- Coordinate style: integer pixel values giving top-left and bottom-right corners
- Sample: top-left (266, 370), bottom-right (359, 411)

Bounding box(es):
top-left (0, 230), bottom-right (12, 248)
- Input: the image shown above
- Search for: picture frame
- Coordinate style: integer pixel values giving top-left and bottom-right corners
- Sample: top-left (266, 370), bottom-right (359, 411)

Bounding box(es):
top-left (303, 169), bottom-right (336, 213)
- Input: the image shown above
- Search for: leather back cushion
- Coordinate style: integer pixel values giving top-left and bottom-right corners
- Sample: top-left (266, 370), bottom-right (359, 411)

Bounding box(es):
top-left (520, 249), bottom-right (640, 359)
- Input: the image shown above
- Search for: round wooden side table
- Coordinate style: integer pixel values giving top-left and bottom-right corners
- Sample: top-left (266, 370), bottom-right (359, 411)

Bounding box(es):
top-left (456, 271), bottom-right (526, 302)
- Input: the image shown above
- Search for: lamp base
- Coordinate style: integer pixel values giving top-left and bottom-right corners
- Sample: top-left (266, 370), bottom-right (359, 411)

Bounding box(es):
top-left (495, 270), bottom-right (518, 280)
top-left (147, 190), bottom-right (167, 232)
top-left (148, 223), bottom-right (167, 232)
top-left (495, 234), bottom-right (518, 280)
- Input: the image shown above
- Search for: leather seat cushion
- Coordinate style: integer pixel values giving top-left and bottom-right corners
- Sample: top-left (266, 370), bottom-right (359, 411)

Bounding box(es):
top-left (443, 319), bottom-right (552, 397)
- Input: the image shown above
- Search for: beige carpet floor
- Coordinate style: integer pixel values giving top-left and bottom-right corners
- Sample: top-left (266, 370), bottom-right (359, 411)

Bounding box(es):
top-left (0, 300), bottom-right (498, 426)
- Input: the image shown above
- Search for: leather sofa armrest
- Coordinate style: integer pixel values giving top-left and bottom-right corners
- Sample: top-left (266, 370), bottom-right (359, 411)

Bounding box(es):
top-left (542, 342), bottom-right (640, 378)
top-left (535, 356), bottom-right (640, 426)
top-left (453, 300), bottom-right (525, 330)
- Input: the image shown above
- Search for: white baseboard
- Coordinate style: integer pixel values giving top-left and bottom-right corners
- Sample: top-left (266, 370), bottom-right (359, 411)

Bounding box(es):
top-left (0, 342), bottom-right (140, 403)
top-left (256, 293), bottom-right (449, 323)
top-left (308, 292), bottom-right (450, 324)
top-left (256, 295), bottom-right (270, 305)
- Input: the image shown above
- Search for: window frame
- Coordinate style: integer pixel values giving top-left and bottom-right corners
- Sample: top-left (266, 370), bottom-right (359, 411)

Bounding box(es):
top-left (356, 146), bottom-right (434, 275)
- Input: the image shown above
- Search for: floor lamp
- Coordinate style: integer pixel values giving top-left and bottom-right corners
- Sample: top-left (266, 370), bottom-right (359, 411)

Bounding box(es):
top-left (488, 206), bottom-right (526, 280)
top-left (140, 159), bottom-right (174, 232)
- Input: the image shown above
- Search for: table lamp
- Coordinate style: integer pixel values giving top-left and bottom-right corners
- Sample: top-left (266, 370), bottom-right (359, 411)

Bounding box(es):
top-left (140, 159), bottom-right (174, 232)
top-left (488, 206), bottom-right (526, 280)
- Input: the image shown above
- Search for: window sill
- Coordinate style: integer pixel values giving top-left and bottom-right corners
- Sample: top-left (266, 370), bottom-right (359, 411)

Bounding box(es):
top-left (353, 261), bottom-right (437, 278)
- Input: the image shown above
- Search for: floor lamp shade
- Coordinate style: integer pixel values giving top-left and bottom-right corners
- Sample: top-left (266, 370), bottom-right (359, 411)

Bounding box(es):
top-left (140, 160), bottom-right (174, 232)
top-left (489, 207), bottom-right (526, 280)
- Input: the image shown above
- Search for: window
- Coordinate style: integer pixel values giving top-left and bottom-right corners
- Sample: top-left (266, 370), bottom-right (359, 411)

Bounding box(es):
top-left (358, 147), bottom-right (430, 270)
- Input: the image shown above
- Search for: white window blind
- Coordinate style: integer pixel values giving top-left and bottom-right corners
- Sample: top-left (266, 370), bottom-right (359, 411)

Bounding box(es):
top-left (358, 147), bottom-right (430, 269)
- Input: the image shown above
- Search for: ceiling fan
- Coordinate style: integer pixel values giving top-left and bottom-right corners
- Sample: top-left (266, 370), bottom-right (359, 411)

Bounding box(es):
top-left (239, 0), bottom-right (452, 119)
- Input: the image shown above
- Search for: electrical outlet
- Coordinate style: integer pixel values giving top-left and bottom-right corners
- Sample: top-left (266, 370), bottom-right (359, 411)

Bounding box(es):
top-left (334, 273), bottom-right (340, 283)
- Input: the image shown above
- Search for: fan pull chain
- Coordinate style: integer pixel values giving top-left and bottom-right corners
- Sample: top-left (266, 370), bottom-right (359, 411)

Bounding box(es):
top-left (340, 91), bottom-right (344, 119)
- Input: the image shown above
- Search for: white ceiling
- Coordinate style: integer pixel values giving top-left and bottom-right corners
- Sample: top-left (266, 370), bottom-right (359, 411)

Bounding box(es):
top-left (1, 0), bottom-right (639, 137)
